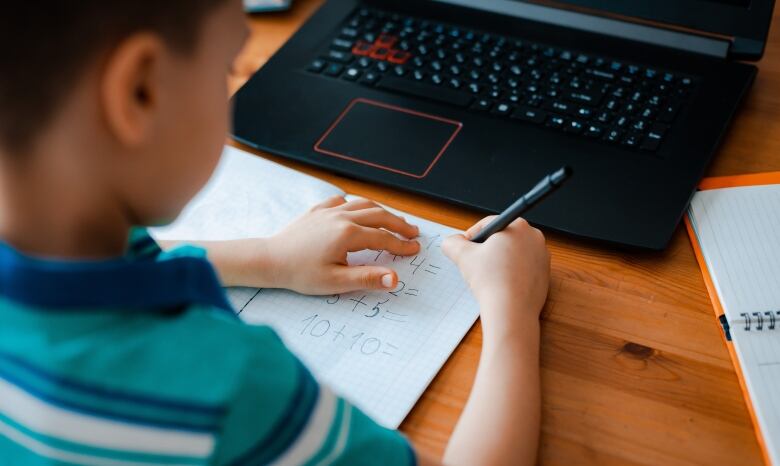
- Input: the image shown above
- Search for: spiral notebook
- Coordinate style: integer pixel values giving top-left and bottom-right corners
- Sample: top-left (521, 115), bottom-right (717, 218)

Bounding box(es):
top-left (150, 146), bottom-right (479, 428)
top-left (686, 172), bottom-right (780, 466)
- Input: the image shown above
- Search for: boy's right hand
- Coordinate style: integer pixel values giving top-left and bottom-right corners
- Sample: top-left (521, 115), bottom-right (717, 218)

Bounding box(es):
top-left (442, 217), bottom-right (550, 337)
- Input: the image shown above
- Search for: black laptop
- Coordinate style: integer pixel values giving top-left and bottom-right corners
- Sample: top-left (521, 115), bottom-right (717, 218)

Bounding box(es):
top-left (232, 0), bottom-right (775, 250)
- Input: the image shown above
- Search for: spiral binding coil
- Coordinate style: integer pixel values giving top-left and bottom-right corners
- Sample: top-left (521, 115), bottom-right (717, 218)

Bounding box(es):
top-left (740, 311), bottom-right (780, 331)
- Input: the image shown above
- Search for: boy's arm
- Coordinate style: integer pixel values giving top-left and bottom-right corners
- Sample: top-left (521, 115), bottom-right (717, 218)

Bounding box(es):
top-left (435, 216), bottom-right (549, 466)
top-left (158, 195), bottom-right (421, 294)
top-left (157, 237), bottom-right (278, 288)
top-left (442, 298), bottom-right (541, 466)
top-left (407, 298), bottom-right (541, 466)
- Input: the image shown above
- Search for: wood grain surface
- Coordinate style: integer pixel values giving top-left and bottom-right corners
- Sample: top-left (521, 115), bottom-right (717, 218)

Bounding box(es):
top-left (228, 2), bottom-right (780, 464)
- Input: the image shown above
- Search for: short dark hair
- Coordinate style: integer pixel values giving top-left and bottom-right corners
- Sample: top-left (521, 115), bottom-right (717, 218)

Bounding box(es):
top-left (0, 1), bottom-right (229, 155)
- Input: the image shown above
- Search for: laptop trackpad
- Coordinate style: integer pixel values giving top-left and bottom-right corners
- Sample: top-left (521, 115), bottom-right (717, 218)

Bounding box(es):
top-left (314, 98), bottom-right (462, 179)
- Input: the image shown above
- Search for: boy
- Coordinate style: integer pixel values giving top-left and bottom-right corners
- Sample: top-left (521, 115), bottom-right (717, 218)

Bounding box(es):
top-left (0, 1), bottom-right (550, 465)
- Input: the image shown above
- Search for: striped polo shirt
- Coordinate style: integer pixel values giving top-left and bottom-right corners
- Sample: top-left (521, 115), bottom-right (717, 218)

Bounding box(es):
top-left (0, 229), bottom-right (415, 465)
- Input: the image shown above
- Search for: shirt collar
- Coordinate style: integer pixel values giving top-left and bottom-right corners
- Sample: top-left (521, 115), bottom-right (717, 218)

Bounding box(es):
top-left (0, 228), bottom-right (235, 315)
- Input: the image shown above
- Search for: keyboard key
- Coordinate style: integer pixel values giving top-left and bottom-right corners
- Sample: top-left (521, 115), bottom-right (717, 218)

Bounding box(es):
top-left (658, 101), bottom-right (681, 123)
top-left (606, 129), bottom-right (622, 143)
top-left (574, 107), bottom-right (593, 118)
top-left (507, 92), bottom-right (522, 104)
top-left (413, 69), bottom-right (425, 81)
top-left (587, 68), bottom-right (615, 81)
top-left (324, 63), bottom-right (344, 77)
top-left (492, 102), bottom-right (513, 116)
top-left (388, 50), bottom-right (411, 64)
top-left (308, 59), bottom-right (326, 73)
top-left (596, 111), bottom-right (612, 123)
top-left (526, 94), bottom-right (544, 107)
top-left (467, 82), bottom-right (481, 94)
top-left (360, 71), bottom-right (380, 85)
top-left (566, 90), bottom-right (603, 106)
top-left (391, 65), bottom-right (406, 77)
top-left (565, 119), bottom-right (584, 134)
top-left (641, 128), bottom-right (666, 151)
top-left (623, 133), bottom-right (641, 147)
top-left (472, 98), bottom-right (493, 111)
top-left (356, 57), bottom-right (373, 68)
top-left (584, 124), bottom-right (604, 138)
top-left (340, 27), bottom-right (359, 39)
top-left (370, 47), bottom-right (391, 60)
top-left (351, 41), bottom-right (373, 56)
top-left (332, 38), bottom-right (354, 51)
top-left (545, 100), bottom-right (572, 114)
top-left (632, 120), bottom-right (648, 132)
top-left (511, 107), bottom-right (547, 124)
top-left (377, 77), bottom-right (474, 107)
top-left (343, 67), bottom-right (362, 81)
top-left (325, 50), bottom-right (353, 64)
top-left (547, 115), bottom-right (566, 129)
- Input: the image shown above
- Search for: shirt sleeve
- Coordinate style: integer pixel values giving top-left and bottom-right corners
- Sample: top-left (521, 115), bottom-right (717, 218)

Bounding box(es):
top-left (212, 325), bottom-right (416, 466)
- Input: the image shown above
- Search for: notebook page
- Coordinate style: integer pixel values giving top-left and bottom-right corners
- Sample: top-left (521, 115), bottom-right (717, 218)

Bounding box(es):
top-left (234, 211), bottom-right (479, 428)
top-left (150, 146), bottom-right (344, 241)
top-left (688, 184), bottom-right (780, 464)
top-left (688, 184), bottom-right (780, 324)
top-left (149, 147), bottom-right (479, 428)
top-left (730, 327), bottom-right (780, 466)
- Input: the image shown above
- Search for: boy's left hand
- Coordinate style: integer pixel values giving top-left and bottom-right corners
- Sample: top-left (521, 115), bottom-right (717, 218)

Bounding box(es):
top-left (260, 196), bottom-right (420, 295)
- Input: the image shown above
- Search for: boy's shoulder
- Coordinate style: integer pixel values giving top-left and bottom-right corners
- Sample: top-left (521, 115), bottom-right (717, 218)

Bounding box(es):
top-left (0, 300), bottom-right (298, 408)
top-left (0, 303), bottom-right (311, 464)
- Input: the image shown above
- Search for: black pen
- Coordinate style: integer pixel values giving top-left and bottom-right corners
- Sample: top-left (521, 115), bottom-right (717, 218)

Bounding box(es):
top-left (471, 166), bottom-right (572, 243)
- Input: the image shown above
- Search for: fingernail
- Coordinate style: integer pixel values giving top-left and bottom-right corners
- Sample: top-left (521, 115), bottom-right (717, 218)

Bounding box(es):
top-left (381, 274), bottom-right (394, 288)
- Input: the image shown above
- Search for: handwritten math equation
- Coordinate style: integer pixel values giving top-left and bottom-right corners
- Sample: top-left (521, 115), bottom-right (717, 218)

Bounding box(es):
top-left (323, 234), bottom-right (445, 324)
top-left (290, 234), bottom-right (449, 358)
top-left (300, 314), bottom-right (399, 357)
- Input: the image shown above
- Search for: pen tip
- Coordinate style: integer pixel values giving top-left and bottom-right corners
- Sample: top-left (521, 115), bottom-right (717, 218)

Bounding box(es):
top-left (552, 166), bottom-right (572, 184)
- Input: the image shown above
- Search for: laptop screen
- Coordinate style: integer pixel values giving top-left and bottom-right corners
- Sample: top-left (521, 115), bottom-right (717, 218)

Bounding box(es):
top-left (508, 0), bottom-right (773, 59)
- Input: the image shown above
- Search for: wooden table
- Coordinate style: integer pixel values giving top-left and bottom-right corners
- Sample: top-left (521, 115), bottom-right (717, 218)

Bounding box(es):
top-left (230, 3), bottom-right (780, 464)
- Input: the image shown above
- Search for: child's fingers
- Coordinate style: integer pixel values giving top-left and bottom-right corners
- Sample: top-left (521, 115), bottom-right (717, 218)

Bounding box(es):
top-left (464, 215), bottom-right (498, 240)
top-left (442, 234), bottom-right (473, 264)
top-left (333, 266), bottom-right (398, 291)
top-left (348, 208), bottom-right (419, 239)
top-left (311, 195), bottom-right (347, 211)
top-left (335, 198), bottom-right (380, 212)
top-left (347, 227), bottom-right (420, 256)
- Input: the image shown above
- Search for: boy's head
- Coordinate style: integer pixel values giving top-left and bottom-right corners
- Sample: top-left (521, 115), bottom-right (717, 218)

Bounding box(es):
top-left (0, 0), bottom-right (247, 226)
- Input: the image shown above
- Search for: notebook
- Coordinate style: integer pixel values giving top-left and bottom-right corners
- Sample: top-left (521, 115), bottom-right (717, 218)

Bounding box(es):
top-left (686, 172), bottom-right (780, 466)
top-left (150, 146), bottom-right (479, 428)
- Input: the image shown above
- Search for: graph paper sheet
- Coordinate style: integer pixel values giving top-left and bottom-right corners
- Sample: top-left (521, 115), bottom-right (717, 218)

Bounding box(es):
top-left (233, 213), bottom-right (479, 428)
top-left (151, 146), bottom-right (479, 428)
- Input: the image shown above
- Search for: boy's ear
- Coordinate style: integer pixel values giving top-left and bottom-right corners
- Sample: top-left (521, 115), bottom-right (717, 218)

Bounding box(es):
top-left (100, 33), bottom-right (166, 147)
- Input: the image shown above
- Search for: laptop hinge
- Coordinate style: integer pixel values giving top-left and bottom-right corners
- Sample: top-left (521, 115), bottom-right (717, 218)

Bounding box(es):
top-left (434, 0), bottom-right (732, 59)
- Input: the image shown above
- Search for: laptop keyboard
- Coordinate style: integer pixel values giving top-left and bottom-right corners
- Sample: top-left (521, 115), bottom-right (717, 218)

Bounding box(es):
top-left (306, 6), bottom-right (699, 153)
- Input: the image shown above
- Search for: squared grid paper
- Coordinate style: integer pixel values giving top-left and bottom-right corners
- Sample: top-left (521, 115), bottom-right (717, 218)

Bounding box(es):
top-left (233, 215), bottom-right (479, 428)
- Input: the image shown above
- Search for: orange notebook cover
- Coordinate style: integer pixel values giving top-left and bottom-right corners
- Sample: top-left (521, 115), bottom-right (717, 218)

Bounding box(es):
top-left (684, 171), bottom-right (780, 466)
